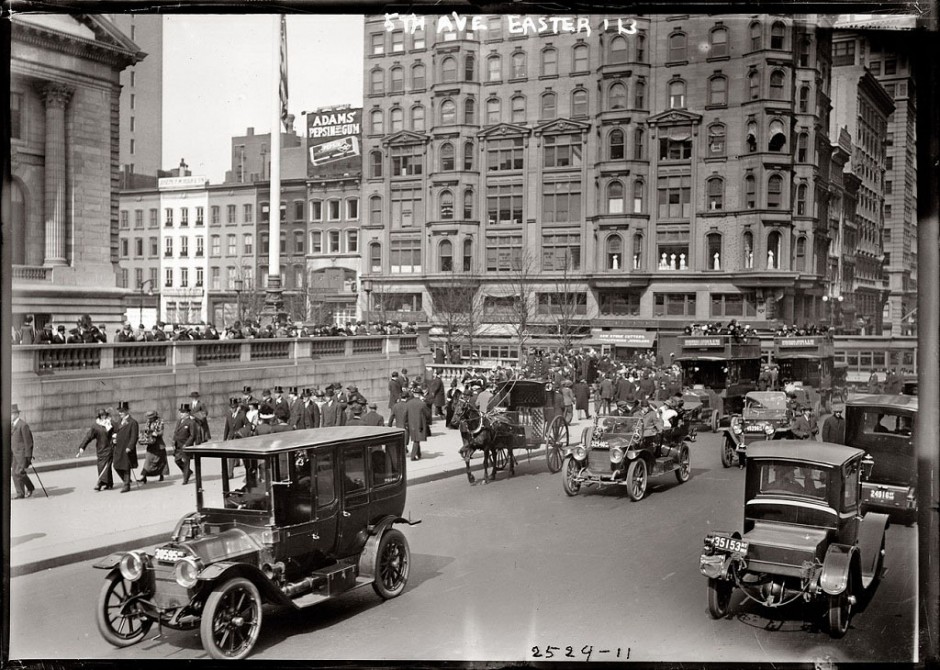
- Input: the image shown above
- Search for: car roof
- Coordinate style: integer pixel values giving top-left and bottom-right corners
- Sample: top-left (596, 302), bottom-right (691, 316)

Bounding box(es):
top-left (745, 391), bottom-right (788, 400)
top-left (846, 394), bottom-right (918, 411)
top-left (186, 426), bottom-right (406, 456)
top-left (746, 440), bottom-right (864, 467)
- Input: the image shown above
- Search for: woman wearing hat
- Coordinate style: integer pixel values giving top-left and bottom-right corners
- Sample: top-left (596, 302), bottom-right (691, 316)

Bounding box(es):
top-left (76, 408), bottom-right (115, 490)
top-left (138, 410), bottom-right (168, 483)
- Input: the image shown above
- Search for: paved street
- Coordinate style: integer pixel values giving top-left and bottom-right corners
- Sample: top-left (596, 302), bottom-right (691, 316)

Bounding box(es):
top-left (8, 428), bottom-right (916, 663)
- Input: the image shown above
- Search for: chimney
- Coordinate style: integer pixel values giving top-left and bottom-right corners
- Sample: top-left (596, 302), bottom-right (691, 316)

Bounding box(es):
top-left (247, 127), bottom-right (254, 136)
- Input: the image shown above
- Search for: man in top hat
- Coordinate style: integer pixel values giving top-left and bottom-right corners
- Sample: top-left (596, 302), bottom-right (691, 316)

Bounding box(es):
top-left (112, 401), bottom-right (139, 493)
top-left (299, 389), bottom-right (321, 429)
top-left (387, 390), bottom-right (410, 438)
top-left (223, 397), bottom-right (249, 441)
top-left (150, 324), bottom-right (167, 342)
top-left (35, 322), bottom-right (53, 345)
top-left (66, 327), bottom-right (83, 344)
top-left (241, 385), bottom-right (254, 404)
top-left (173, 403), bottom-right (197, 484)
top-left (388, 371), bottom-right (403, 410)
top-left (404, 389), bottom-right (430, 460)
top-left (287, 387), bottom-right (303, 429)
top-left (190, 391), bottom-right (210, 443)
top-left (76, 407), bottom-right (114, 490)
top-left (260, 388), bottom-right (274, 406)
top-left (272, 386), bottom-right (290, 423)
top-left (427, 370), bottom-right (446, 421)
top-left (321, 386), bottom-right (346, 427)
top-left (10, 404), bottom-right (35, 499)
top-left (363, 402), bottom-right (384, 427)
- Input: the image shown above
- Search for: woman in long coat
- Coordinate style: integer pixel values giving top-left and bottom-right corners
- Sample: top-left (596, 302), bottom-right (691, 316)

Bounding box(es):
top-left (573, 379), bottom-right (591, 420)
top-left (139, 410), bottom-right (169, 483)
top-left (76, 408), bottom-right (114, 490)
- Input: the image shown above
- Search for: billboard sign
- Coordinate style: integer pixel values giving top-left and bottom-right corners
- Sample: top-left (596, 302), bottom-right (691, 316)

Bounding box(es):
top-left (306, 108), bottom-right (362, 178)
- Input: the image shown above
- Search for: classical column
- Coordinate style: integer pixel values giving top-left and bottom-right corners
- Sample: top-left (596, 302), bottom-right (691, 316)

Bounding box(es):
top-left (39, 82), bottom-right (73, 266)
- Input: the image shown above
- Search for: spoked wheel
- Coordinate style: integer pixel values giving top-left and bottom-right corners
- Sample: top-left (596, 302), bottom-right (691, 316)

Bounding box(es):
top-left (494, 448), bottom-right (510, 471)
top-left (706, 578), bottom-right (734, 619)
top-left (96, 572), bottom-right (153, 647)
top-left (200, 577), bottom-right (263, 660)
top-left (710, 410), bottom-right (720, 433)
top-left (675, 445), bottom-right (691, 483)
top-left (625, 459), bottom-right (648, 501)
top-left (545, 415), bottom-right (569, 473)
top-left (372, 529), bottom-right (411, 599)
top-left (720, 437), bottom-right (735, 469)
top-left (562, 456), bottom-right (581, 497)
top-left (827, 586), bottom-right (853, 638)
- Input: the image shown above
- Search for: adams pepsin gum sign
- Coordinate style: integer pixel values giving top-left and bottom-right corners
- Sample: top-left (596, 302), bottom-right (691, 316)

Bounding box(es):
top-left (306, 108), bottom-right (362, 177)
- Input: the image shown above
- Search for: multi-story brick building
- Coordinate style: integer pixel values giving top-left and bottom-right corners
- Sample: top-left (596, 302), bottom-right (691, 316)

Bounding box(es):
top-left (118, 188), bottom-right (162, 324)
top-left (223, 124), bottom-right (305, 184)
top-left (360, 13), bottom-right (836, 357)
top-left (206, 183), bottom-right (258, 325)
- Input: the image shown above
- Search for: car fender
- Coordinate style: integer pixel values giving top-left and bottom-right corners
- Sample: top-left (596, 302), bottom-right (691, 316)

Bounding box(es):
top-left (719, 427), bottom-right (742, 446)
top-left (857, 512), bottom-right (889, 586)
top-left (197, 561), bottom-right (292, 606)
top-left (93, 552), bottom-right (126, 570)
top-left (357, 515), bottom-right (411, 582)
top-left (820, 544), bottom-right (858, 595)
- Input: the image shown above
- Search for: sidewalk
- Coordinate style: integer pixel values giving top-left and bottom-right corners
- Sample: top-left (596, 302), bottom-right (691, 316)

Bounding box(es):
top-left (10, 416), bottom-right (590, 577)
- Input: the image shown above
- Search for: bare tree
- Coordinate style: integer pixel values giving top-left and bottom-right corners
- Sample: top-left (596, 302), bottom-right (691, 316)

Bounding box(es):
top-left (282, 267), bottom-right (336, 326)
top-left (502, 251), bottom-right (537, 362)
top-left (549, 249), bottom-right (585, 351)
top-left (429, 271), bottom-right (484, 364)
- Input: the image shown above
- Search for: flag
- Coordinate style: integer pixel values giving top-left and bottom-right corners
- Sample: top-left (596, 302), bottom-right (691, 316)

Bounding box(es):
top-left (279, 15), bottom-right (289, 132)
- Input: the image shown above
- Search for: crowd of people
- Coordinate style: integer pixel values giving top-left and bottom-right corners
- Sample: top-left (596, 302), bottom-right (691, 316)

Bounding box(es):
top-left (774, 324), bottom-right (833, 337)
top-left (682, 320), bottom-right (759, 342)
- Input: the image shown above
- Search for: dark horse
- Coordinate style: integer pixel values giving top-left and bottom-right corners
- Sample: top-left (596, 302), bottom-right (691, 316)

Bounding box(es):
top-left (450, 397), bottom-right (516, 484)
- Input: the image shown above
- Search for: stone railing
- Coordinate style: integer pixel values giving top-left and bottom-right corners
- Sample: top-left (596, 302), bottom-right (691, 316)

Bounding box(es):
top-left (12, 265), bottom-right (53, 281)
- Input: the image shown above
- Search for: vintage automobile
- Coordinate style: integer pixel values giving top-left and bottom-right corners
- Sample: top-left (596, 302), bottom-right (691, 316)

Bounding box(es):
top-left (699, 441), bottom-right (889, 638)
top-left (720, 391), bottom-right (796, 468)
top-left (561, 409), bottom-right (693, 500)
top-left (680, 387), bottom-right (722, 432)
top-left (845, 394), bottom-right (918, 522)
top-left (93, 426), bottom-right (419, 660)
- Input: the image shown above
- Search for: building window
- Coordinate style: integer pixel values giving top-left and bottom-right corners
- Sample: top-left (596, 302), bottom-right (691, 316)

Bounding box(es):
top-left (669, 80), bottom-right (686, 109)
top-left (609, 35), bottom-right (627, 64)
top-left (390, 66), bottom-right (404, 93)
top-left (573, 43), bottom-right (588, 71)
top-left (180, 237), bottom-right (189, 257)
top-left (442, 56), bottom-right (457, 83)
top-left (412, 28), bottom-right (425, 49)
top-left (391, 187), bottom-right (424, 228)
top-left (708, 75), bottom-right (727, 106)
top-left (605, 234), bottom-right (623, 270)
top-left (485, 234), bottom-right (523, 271)
top-left (464, 97), bottom-right (476, 124)
top-left (164, 237), bottom-right (173, 257)
top-left (633, 179), bottom-right (645, 213)
top-left (632, 232), bottom-right (644, 269)
top-left (636, 33), bottom-right (647, 62)
top-left (541, 47), bottom-right (558, 76)
top-left (210, 267), bottom-right (220, 291)
top-left (390, 107), bottom-right (404, 132)
top-left (120, 210), bottom-right (129, 229)
top-left (463, 189), bottom-right (474, 218)
top-left (541, 91), bottom-right (557, 119)
top-left (746, 120), bottom-right (758, 152)
top-left (243, 233), bottom-right (253, 255)
top-left (390, 238), bottom-right (421, 273)
top-left (371, 33), bottom-right (384, 55)
top-left (796, 183), bottom-right (808, 215)
top-left (210, 206), bottom-right (220, 224)
top-left (439, 239), bottom-right (453, 272)
top-left (600, 290), bottom-right (640, 315)
top-left (370, 68), bottom-right (384, 95)
top-left (571, 88), bottom-right (588, 116)
top-left (710, 293), bottom-right (758, 317)
top-left (328, 200), bottom-right (341, 220)
top-left (659, 131), bottom-right (692, 160)
top-left (833, 40), bottom-right (855, 66)
top-left (797, 132), bottom-right (809, 162)
top-left (150, 236), bottom-right (159, 256)
top-left (767, 230), bottom-right (782, 268)
top-left (441, 99), bottom-right (456, 125)
top-left (149, 208), bottom-right (158, 227)
top-left (485, 98), bottom-right (500, 124)
top-left (511, 95), bottom-right (526, 123)
top-left (243, 204), bottom-right (252, 223)
top-left (464, 141), bottom-right (474, 170)
top-left (748, 70), bottom-right (760, 100)
top-left (542, 180), bottom-right (581, 223)
top-left (794, 236), bottom-right (806, 271)
top-left (543, 134), bottom-right (582, 168)
top-left (706, 233), bottom-right (722, 270)
top-left (487, 183), bottom-right (524, 224)
top-left (347, 198), bottom-right (359, 219)
top-left (657, 175), bottom-right (691, 219)
top-left (668, 32), bottom-right (687, 62)
top-left (465, 54), bottom-right (475, 81)
top-left (770, 21), bottom-right (785, 49)
top-left (607, 181), bottom-right (624, 214)
top-left (487, 55), bottom-right (501, 82)
top-left (710, 26), bottom-right (728, 57)
top-left (799, 38), bottom-right (811, 66)
top-left (370, 195), bottom-right (382, 225)
top-left (799, 85), bottom-right (810, 113)
top-left (347, 230), bottom-right (358, 253)
top-left (370, 109), bottom-right (383, 134)
top-left (884, 58), bottom-right (897, 75)
top-left (608, 81), bottom-right (627, 110)
top-left (654, 293), bottom-right (696, 316)
top-left (391, 145), bottom-right (424, 176)
top-left (10, 92), bottom-right (22, 139)
top-left (767, 174), bottom-right (784, 208)
top-left (196, 236), bottom-right (204, 257)
top-left (463, 238), bottom-right (473, 271)
top-left (707, 123), bottom-right (726, 157)
top-left (769, 70), bottom-right (785, 99)
top-left (542, 233), bottom-right (580, 271)
top-left (743, 230), bottom-right (754, 268)
top-left (608, 129), bottom-right (625, 160)
top-left (180, 267), bottom-right (189, 287)
top-left (370, 151), bottom-right (383, 179)
top-left (195, 268), bottom-right (204, 287)
top-left (412, 63), bottom-right (426, 89)
top-left (211, 235), bottom-right (221, 257)
top-left (165, 268), bottom-right (173, 288)
top-left (706, 177), bottom-right (724, 211)
top-left (120, 238), bottom-right (129, 257)
top-left (411, 105), bottom-right (425, 132)
top-left (749, 21), bottom-right (762, 50)
top-left (328, 230), bottom-right (340, 254)
top-left (226, 234), bottom-right (237, 256)
top-left (745, 175), bottom-right (757, 209)
top-left (310, 231), bottom-right (322, 254)
top-left (370, 243), bottom-right (381, 272)
top-left (440, 190), bottom-right (454, 219)
top-left (511, 51), bottom-right (526, 79)
top-left (294, 231), bottom-right (304, 254)
top-left (391, 29), bottom-right (404, 52)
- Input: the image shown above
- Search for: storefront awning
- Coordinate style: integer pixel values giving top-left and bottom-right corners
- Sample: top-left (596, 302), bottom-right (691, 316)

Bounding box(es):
top-left (585, 328), bottom-right (656, 348)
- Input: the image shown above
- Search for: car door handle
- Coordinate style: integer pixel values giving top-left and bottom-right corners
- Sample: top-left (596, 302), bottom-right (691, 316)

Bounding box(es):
top-left (310, 533), bottom-right (319, 540)
top-left (342, 511), bottom-right (351, 517)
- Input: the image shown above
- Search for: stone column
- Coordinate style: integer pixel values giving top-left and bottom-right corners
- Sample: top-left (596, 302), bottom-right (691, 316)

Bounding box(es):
top-left (39, 82), bottom-right (73, 266)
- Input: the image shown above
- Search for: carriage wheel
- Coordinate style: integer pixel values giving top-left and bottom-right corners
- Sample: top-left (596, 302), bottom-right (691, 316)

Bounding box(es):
top-left (545, 415), bottom-right (569, 473)
top-left (494, 448), bottom-right (509, 471)
top-left (626, 459), bottom-right (648, 501)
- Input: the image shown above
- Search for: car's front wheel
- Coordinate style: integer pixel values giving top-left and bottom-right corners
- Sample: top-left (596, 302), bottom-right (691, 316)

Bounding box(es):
top-left (562, 455), bottom-right (581, 496)
top-left (675, 445), bottom-right (691, 483)
top-left (710, 410), bottom-right (719, 433)
top-left (96, 572), bottom-right (153, 647)
top-left (828, 586), bottom-right (853, 638)
top-left (373, 529), bottom-right (410, 599)
top-left (706, 577), bottom-right (734, 619)
top-left (201, 577), bottom-right (263, 660)
top-left (720, 437), bottom-right (735, 469)
top-left (626, 458), bottom-right (648, 501)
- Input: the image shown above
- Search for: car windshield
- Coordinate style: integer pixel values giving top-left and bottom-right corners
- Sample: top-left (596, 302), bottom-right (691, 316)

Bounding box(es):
top-left (200, 456), bottom-right (271, 512)
top-left (745, 393), bottom-right (788, 411)
top-left (759, 461), bottom-right (829, 501)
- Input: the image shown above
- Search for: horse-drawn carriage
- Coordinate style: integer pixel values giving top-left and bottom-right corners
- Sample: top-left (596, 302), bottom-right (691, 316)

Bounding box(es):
top-left (453, 379), bottom-right (571, 484)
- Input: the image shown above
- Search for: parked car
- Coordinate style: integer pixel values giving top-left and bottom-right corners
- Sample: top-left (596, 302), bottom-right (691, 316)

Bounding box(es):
top-left (93, 426), bottom-right (418, 660)
top-left (699, 441), bottom-right (889, 638)
top-left (720, 391), bottom-right (796, 468)
top-left (845, 394), bottom-right (918, 523)
top-left (562, 409), bottom-right (693, 500)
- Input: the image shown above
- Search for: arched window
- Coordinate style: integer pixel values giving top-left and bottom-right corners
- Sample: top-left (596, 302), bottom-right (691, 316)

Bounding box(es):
top-left (440, 190), bottom-right (454, 220)
top-left (707, 123), bottom-right (726, 157)
top-left (767, 230), bottom-right (782, 268)
top-left (710, 26), bottom-right (729, 58)
top-left (796, 183), bottom-right (808, 215)
top-left (512, 52), bottom-right (526, 79)
top-left (745, 175), bottom-right (757, 209)
top-left (573, 44), bottom-right (588, 71)
top-left (771, 21), bottom-right (786, 50)
top-left (464, 54), bottom-right (475, 81)
top-left (708, 75), bottom-right (728, 106)
top-left (487, 55), bottom-right (501, 82)
top-left (706, 177), bottom-right (724, 211)
top-left (370, 109), bottom-right (384, 134)
top-left (486, 97), bottom-right (501, 124)
top-left (669, 80), bottom-right (686, 108)
top-left (511, 94), bottom-right (526, 123)
top-left (750, 21), bottom-right (762, 51)
top-left (609, 81), bottom-right (627, 110)
top-left (634, 127), bottom-right (645, 160)
top-left (370, 68), bottom-right (384, 95)
top-left (794, 235), bottom-right (806, 271)
top-left (606, 234), bottom-right (623, 270)
top-left (633, 179), bottom-right (645, 213)
top-left (632, 232), bottom-right (644, 269)
top-left (767, 174), bottom-right (784, 208)
top-left (609, 35), bottom-right (627, 64)
top-left (748, 70), bottom-right (761, 100)
top-left (464, 141), bottom-right (474, 170)
top-left (390, 107), bottom-right (403, 132)
top-left (746, 121), bottom-right (758, 152)
top-left (440, 142), bottom-right (455, 171)
top-left (464, 97), bottom-right (476, 124)
top-left (439, 239), bottom-right (453, 271)
top-left (541, 47), bottom-right (558, 76)
top-left (608, 128), bottom-right (625, 160)
top-left (743, 230), bottom-right (754, 268)
top-left (768, 119), bottom-right (787, 151)
top-left (411, 104), bottom-right (425, 132)
top-left (369, 195), bottom-right (383, 225)
top-left (799, 85), bottom-right (810, 112)
top-left (370, 150), bottom-right (383, 178)
top-left (442, 56), bottom-right (457, 83)
top-left (541, 91), bottom-right (557, 119)
top-left (390, 66), bottom-right (403, 93)
top-left (463, 237), bottom-right (473, 271)
top-left (572, 88), bottom-right (588, 116)
top-left (370, 242), bottom-right (382, 273)
top-left (668, 31), bottom-right (687, 62)
top-left (706, 233), bottom-right (722, 270)
top-left (607, 181), bottom-right (625, 214)
top-left (463, 189), bottom-right (473, 219)
top-left (441, 99), bottom-right (456, 125)
top-left (797, 132), bottom-right (809, 162)
top-left (770, 70), bottom-right (785, 99)
top-left (634, 79), bottom-right (646, 109)
top-left (412, 63), bottom-right (426, 89)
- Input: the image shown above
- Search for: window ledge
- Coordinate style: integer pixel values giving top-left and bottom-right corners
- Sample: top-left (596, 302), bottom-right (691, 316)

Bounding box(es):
top-left (508, 76), bottom-right (528, 83)
top-left (665, 60), bottom-right (689, 67)
top-left (706, 55), bottom-right (730, 62)
top-left (704, 104), bottom-right (728, 111)
top-left (538, 74), bottom-right (560, 80)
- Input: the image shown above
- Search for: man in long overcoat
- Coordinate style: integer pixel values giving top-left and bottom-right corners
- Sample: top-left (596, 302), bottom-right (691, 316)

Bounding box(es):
top-left (388, 393), bottom-right (410, 441)
top-left (11, 404), bottom-right (35, 499)
top-left (76, 407), bottom-right (114, 490)
top-left (190, 391), bottom-right (211, 443)
top-left (404, 391), bottom-right (430, 460)
top-left (112, 401), bottom-right (139, 493)
top-left (300, 389), bottom-right (321, 429)
top-left (173, 403), bottom-right (197, 484)
top-left (288, 387), bottom-right (304, 428)
top-left (363, 402), bottom-right (385, 426)
top-left (822, 407), bottom-right (846, 444)
top-left (427, 371), bottom-right (446, 421)
top-left (320, 388), bottom-right (346, 427)
top-left (388, 371), bottom-right (403, 410)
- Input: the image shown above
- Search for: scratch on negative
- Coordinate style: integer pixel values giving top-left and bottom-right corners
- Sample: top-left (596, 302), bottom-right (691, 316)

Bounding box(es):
top-left (661, 572), bottom-right (675, 581)
top-left (754, 632), bottom-right (773, 667)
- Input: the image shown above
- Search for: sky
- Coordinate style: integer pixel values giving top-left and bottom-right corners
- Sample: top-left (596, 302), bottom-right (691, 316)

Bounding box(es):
top-left (162, 15), bottom-right (364, 183)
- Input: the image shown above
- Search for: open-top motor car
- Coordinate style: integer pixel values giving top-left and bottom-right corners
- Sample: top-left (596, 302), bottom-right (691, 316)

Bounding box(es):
top-left (720, 391), bottom-right (795, 468)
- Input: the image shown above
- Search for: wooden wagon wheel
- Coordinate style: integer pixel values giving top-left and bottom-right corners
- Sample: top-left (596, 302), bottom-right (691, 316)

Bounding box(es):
top-left (545, 415), bottom-right (569, 473)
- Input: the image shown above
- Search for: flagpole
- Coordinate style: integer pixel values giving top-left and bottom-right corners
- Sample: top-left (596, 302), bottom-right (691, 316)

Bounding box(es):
top-left (264, 14), bottom-right (284, 321)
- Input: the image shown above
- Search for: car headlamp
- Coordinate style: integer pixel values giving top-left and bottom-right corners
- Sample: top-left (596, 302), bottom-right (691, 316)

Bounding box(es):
top-left (764, 423), bottom-right (775, 435)
top-left (731, 418), bottom-right (743, 435)
top-left (174, 556), bottom-right (200, 588)
top-left (610, 447), bottom-right (624, 464)
top-left (575, 446), bottom-right (587, 460)
top-left (119, 551), bottom-right (146, 581)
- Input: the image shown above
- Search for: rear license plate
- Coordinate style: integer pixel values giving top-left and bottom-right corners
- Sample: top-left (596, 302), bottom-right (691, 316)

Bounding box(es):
top-left (713, 536), bottom-right (749, 554)
top-left (869, 489), bottom-right (895, 501)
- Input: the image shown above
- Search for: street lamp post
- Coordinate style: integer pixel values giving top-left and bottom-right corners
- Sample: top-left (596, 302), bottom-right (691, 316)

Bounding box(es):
top-left (233, 278), bottom-right (244, 325)
top-left (821, 294), bottom-right (844, 331)
top-left (138, 279), bottom-right (154, 326)
top-left (361, 278), bottom-right (373, 322)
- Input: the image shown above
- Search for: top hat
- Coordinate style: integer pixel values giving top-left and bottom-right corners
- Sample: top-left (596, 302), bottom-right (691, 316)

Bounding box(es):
top-left (11, 403), bottom-right (20, 413)
top-left (288, 386), bottom-right (299, 395)
top-left (262, 388), bottom-right (272, 396)
top-left (178, 403), bottom-right (191, 412)
top-left (229, 397), bottom-right (239, 407)
top-left (190, 391), bottom-right (200, 398)
top-left (324, 387), bottom-right (335, 396)
top-left (117, 401), bottom-right (131, 412)
top-left (273, 386), bottom-right (284, 395)
top-left (57, 325), bottom-right (66, 331)
top-left (242, 385), bottom-right (252, 394)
